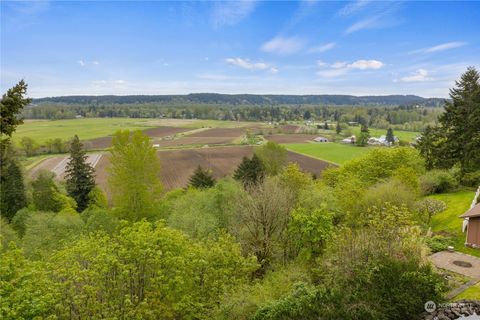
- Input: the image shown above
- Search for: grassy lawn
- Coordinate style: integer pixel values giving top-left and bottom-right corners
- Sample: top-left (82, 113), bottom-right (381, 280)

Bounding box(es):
top-left (14, 118), bottom-right (161, 144)
top-left (348, 126), bottom-right (420, 142)
top-left (429, 190), bottom-right (480, 257)
top-left (284, 143), bottom-right (375, 165)
top-left (13, 118), bottom-right (261, 145)
top-left (454, 282), bottom-right (480, 300)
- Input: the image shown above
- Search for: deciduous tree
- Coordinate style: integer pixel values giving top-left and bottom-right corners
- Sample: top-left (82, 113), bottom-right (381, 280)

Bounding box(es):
top-left (108, 130), bottom-right (162, 221)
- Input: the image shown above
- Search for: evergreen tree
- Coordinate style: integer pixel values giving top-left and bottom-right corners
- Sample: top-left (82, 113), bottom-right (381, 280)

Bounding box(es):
top-left (1, 80), bottom-right (31, 137)
top-left (65, 135), bottom-right (96, 212)
top-left (303, 110), bottom-right (311, 120)
top-left (0, 80), bottom-right (30, 221)
top-left (0, 155), bottom-right (27, 221)
top-left (437, 67), bottom-right (480, 174)
top-left (386, 128), bottom-right (395, 146)
top-left (189, 165), bottom-right (216, 189)
top-left (416, 126), bottom-right (446, 170)
top-left (336, 122), bottom-right (341, 134)
top-left (356, 124), bottom-right (370, 147)
top-left (324, 121), bottom-right (329, 130)
top-left (233, 154), bottom-right (265, 187)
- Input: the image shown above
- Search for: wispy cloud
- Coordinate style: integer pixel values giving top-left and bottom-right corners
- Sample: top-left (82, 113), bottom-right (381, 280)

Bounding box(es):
top-left (260, 36), bottom-right (304, 55)
top-left (77, 59), bottom-right (100, 67)
top-left (412, 41), bottom-right (467, 54)
top-left (225, 57), bottom-right (278, 73)
top-left (398, 69), bottom-right (433, 82)
top-left (344, 2), bottom-right (402, 34)
top-left (317, 59), bottom-right (384, 77)
top-left (308, 42), bottom-right (336, 54)
top-left (345, 16), bottom-right (380, 34)
top-left (337, 0), bottom-right (370, 17)
top-left (211, 0), bottom-right (256, 28)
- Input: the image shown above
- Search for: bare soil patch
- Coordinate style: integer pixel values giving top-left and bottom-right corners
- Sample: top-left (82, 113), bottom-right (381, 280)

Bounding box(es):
top-left (93, 146), bottom-right (332, 192)
top-left (279, 124), bottom-right (300, 134)
top-left (265, 134), bottom-right (317, 144)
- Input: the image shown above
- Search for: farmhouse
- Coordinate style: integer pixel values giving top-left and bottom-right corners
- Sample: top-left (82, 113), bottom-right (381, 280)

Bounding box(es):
top-left (368, 135), bottom-right (399, 146)
top-left (340, 135), bottom-right (356, 144)
top-left (460, 202), bottom-right (480, 248)
top-left (313, 136), bottom-right (328, 143)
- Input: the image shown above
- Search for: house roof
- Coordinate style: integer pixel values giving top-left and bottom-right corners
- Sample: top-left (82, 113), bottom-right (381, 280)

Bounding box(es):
top-left (460, 203), bottom-right (480, 218)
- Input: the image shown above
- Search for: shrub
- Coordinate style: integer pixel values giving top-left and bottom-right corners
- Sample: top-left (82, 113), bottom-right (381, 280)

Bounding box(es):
top-left (425, 235), bottom-right (453, 253)
top-left (415, 198), bottom-right (447, 224)
top-left (420, 170), bottom-right (458, 195)
top-left (461, 171), bottom-right (480, 187)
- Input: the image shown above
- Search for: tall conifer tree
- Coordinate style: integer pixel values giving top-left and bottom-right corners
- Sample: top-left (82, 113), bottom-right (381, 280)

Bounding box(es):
top-left (65, 135), bottom-right (96, 212)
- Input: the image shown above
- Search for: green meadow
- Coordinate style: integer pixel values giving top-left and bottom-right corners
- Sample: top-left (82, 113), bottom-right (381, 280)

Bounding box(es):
top-left (13, 118), bottom-right (258, 145)
top-left (284, 142), bottom-right (375, 164)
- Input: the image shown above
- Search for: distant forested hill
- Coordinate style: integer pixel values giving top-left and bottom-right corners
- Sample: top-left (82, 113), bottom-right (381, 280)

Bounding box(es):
top-left (32, 93), bottom-right (444, 107)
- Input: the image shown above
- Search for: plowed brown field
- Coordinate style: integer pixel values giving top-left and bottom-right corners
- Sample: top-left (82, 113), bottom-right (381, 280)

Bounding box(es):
top-left (93, 146), bottom-right (332, 192)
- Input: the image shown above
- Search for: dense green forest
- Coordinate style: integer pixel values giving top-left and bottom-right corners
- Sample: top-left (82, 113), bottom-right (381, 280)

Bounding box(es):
top-left (1, 68), bottom-right (479, 319)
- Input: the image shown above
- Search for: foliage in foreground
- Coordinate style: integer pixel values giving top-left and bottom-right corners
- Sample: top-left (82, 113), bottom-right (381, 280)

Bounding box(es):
top-left (1, 221), bottom-right (258, 320)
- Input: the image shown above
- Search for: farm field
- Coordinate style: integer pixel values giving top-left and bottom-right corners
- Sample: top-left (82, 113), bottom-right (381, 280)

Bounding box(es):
top-left (284, 142), bottom-right (375, 164)
top-left (429, 190), bottom-right (479, 258)
top-left (85, 126), bottom-right (192, 149)
top-left (13, 118), bottom-right (263, 145)
top-left (265, 134), bottom-right (318, 144)
top-left (29, 146), bottom-right (332, 192)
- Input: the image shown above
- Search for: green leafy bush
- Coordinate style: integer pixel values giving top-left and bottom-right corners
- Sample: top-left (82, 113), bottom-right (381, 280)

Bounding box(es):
top-left (420, 169), bottom-right (458, 195)
top-left (461, 171), bottom-right (480, 187)
top-left (425, 235), bottom-right (453, 253)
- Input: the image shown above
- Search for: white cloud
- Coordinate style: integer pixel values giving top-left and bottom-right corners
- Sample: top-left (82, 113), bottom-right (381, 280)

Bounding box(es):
top-left (316, 59), bottom-right (384, 77)
top-left (226, 57), bottom-right (269, 70)
top-left (211, 0), bottom-right (256, 28)
top-left (92, 60), bottom-right (100, 65)
top-left (269, 67), bottom-right (279, 74)
top-left (415, 41), bottom-right (467, 54)
top-left (260, 36), bottom-right (304, 55)
top-left (399, 69), bottom-right (433, 82)
top-left (316, 60), bottom-right (328, 67)
top-left (337, 0), bottom-right (370, 16)
top-left (308, 42), bottom-right (336, 53)
top-left (349, 59), bottom-right (384, 70)
top-left (78, 60), bottom-right (85, 67)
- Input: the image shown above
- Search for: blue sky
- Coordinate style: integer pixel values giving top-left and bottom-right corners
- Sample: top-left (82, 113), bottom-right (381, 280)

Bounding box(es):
top-left (1, 1), bottom-right (479, 98)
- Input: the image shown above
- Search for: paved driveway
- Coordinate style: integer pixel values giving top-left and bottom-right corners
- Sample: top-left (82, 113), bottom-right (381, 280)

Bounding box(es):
top-left (429, 251), bottom-right (480, 279)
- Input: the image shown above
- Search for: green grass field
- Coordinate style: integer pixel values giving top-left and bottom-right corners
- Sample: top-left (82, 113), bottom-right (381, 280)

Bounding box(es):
top-left (348, 126), bottom-right (420, 142)
top-left (13, 118), bottom-right (259, 145)
top-left (429, 190), bottom-right (480, 257)
top-left (13, 118), bottom-right (160, 144)
top-left (284, 142), bottom-right (375, 164)
top-left (454, 282), bottom-right (480, 300)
